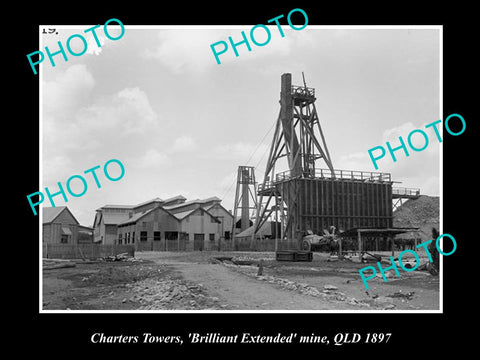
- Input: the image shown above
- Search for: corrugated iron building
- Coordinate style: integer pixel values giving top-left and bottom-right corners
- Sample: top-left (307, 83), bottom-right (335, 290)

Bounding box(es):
top-left (43, 206), bottom-right (93, 244)
top-left (93, 195), bottom-right (233, 250)
top-left (93, 205), bottom-right (133, 244)
top-left (93, 196), bottom-right (187, 244)
top-left (117, 206), bottom-right (182, 250)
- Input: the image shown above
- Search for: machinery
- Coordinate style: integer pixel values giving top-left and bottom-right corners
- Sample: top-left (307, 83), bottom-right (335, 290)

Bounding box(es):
top-left (301, 226), bottom-right (339, 252)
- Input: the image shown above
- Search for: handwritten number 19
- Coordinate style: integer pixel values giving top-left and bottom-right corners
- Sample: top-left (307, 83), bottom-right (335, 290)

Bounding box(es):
top-left (42, 28), bottom-right (58, 35)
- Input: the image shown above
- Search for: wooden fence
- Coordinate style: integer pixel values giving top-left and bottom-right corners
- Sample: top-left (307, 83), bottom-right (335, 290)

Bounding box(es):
top-left (43, 243), bottom-right (135, 259)
top-left (132, 238), bottom-right (299, 252)
top-left (224, 238), bottom-right (299, 252)
top-left (136, 240), bottom-right (224, 252)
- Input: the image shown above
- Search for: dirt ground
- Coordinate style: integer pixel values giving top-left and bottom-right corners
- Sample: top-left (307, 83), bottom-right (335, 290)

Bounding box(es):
top-left (42, 250), bottom-right (439, 311)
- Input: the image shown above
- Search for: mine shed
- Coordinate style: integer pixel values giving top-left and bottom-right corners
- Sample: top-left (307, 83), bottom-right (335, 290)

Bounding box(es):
top-left (337, 226), bottom-right (420, 261)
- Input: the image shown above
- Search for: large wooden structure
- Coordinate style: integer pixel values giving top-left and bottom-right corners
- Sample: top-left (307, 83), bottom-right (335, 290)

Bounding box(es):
top-left (252, 73), bottom-right (393, 244)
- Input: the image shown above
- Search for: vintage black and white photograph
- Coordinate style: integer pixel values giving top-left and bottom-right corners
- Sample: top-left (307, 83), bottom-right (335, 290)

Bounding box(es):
top-left (38, 24), bottom-right (442, 312)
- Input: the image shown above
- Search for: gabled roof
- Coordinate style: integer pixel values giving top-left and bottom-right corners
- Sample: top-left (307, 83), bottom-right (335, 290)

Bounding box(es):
top-left (103, 212), bottom-right (132, 225)
top-left (96, 204), bottom-right (134, 211)
top-left (95, 196), bottom-right (222, 223)
top-left (96, 196), bottom-right (184, 212)
top-left (164, 196), bottom-right (221, 211)
top-left (43, 206), bottom-right (80, 225)
top-left (78, 224), bottom-right (93, 232)
top-left (118, 206), bottom-right (180, 226)
top-left (175, 207), bottom-right (221, 223)
top-left (204, 203), bottom-right (234, 218)
top-left (200, 196), bottom-right (221, 202)
top-left (118, 208), bottom-right (155, 225)
top-left (133, 197), bottom-right (163, 209)
top-left (162, 195), bottom-right (187, 205)
top-left (172, 208), bottom-right (197, 220)
top-left (236, 221), bottom-right (272, 238)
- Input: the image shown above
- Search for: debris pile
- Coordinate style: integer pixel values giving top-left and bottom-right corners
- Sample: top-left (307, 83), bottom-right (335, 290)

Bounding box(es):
top-left (386, 291), bottom-right (415, 301)
top-left (126, 276), bottom-right (225, 310)
top-left (394, 195), bottom-right (439, 241)
top-left (102, 253), bottom-right (141, 262)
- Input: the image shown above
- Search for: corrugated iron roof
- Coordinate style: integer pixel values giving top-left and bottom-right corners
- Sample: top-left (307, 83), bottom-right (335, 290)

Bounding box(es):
top-left (117, 206), bottom-right (181, 226)
top-left (236, 221), bottom-right (272, 238)
top-left (118, 208), bottom-right (155, 225)
top-left (103, 212), bottom-right (132, 225)
top-left (164, 196), bottom-right (221, 210)
top-left (172, 209), bottom-right (197, 220)
top-left (203, 203), bottom-right (234, 218)
top-left (162, 195), bottom-right (187, 204)
top-left (43, 206), bottom-right (67, 223)
top-left (97, 196), bottom-right (186, 212)
top-left (97, 204), bottom-right (134, 211)
top-left (42, 206), bottom-right (80, 225)
top-left (133, 197), bottom-right (164, 209)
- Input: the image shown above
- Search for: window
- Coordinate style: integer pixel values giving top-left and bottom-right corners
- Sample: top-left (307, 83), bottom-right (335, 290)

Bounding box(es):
top-left (132, 232), bottom-right (135, 243)
top-left (61, 234), bottom-right (68, 244)
top-left (140, 231), bottom-right (148, 242)
top-left (165, 231), bottom-right (179, 240)
top-left (154, 231), bottom-right (161, 241)
top-left (210, 216), bottom-right (218, 223)
top-left (224, 231), bottom-right (231, 240)
top-left (119, 233), bottom-right (123, 244)
top-left (209, 233), bottom-right (215, 241)
top-left (127, 232), bottom-right (130, 244)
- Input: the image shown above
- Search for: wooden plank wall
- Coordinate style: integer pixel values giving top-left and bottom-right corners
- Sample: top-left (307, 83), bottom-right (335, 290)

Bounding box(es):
top-left (282, 178), bottom-right (392, 235)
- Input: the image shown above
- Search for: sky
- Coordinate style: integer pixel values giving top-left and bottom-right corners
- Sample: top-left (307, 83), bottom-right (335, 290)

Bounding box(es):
top-left (39, 25), bottom-right (441, 226)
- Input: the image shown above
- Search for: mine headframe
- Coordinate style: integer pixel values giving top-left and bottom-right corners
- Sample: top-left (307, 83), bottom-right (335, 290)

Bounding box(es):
top-left (252, 73), bottom-right (335, 244)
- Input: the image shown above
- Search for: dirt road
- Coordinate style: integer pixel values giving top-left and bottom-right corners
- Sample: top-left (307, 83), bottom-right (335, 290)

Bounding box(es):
top-left (42, 250), bottom-right (439, 311)
top-left (137, 251), bottom-right (439, 311)
top-left (144, 258), bottom-right (359, 310)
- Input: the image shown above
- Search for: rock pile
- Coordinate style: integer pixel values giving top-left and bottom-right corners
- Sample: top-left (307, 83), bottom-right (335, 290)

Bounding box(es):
top-left (394, 195), bottom-right (440, 241)
top-left (126, 276), bottom-right (226, 310)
